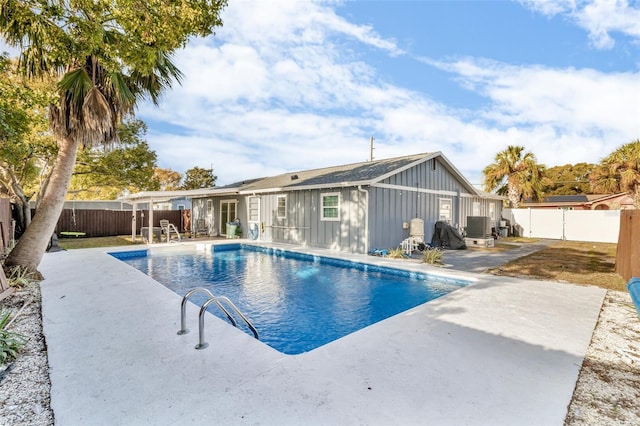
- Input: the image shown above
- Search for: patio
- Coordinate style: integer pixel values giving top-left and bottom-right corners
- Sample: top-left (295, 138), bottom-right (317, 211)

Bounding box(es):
top-left (39, 241), bottom-right (605, 425)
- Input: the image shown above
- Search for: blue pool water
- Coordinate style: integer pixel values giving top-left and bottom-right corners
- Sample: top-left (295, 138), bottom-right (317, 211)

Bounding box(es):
top-left (113, 244), bottom-right (469, 354)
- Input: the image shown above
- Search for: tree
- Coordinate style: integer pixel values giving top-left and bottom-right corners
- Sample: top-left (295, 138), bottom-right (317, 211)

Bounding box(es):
top-left (181, 166), bottom-right (216, 190)
top-left (590, 140), bottom-right (640, 208)
top-left (541, 163), bottom-right (595, 196)
top-left (483, 145), bottom-right (545, 208)
top-left (153, 167), bottom-right (182, 191)
top-left (69, 119), bottom-right (159, 199)
top-left (1, 0), bottom-right (227, 276)
top-left (0, 54), bottom-right (57, 233)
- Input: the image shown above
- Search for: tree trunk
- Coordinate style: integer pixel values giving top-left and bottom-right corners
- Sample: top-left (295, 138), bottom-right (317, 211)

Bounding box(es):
top-left (23, 201), bottom-right (31, 228)
top-left (0, 167), bottom-right (32, 234)
top-left (5, 136), bottom-right (79, 277)
top-left (507, 182), bottom-right (520, 208)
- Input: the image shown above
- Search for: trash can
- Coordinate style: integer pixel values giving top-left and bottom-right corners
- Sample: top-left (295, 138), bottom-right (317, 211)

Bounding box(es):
top-left (499, 227), bottom-right (508, 238)
top-left (226, 223), bottom-right (238, 239)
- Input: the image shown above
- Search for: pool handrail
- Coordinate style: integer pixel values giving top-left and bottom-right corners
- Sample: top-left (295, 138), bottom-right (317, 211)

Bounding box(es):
top-left (196, 296), bottom-right (259, 350)
top-left (178, 287), bottom-right (236, 335)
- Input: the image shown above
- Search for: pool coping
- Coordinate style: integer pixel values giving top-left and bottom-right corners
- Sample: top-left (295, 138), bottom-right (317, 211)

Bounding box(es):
top-left (109, 242), bottom-right (473, 355)
top-left (39, 240), bottom-right (606, 425)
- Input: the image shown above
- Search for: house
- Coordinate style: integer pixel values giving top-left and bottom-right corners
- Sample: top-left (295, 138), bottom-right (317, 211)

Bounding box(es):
top-left (520, 193), bottom-right (635, 210)
top-left (191, 152), bottom-right (503, 253)
top-left (153, 197), bottom-right (191, 211)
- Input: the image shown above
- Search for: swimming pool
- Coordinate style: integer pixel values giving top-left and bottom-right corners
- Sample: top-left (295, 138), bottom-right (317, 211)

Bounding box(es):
top-left (112, 244), bottom-right (469, 354)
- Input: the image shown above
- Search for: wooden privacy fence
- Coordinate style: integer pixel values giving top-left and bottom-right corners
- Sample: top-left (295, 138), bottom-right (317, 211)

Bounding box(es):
top-left (616, 209), bottom-right (640, 281)
top-left (33, 209), bottom-right (186, 238)
top-left (0, 198), bottom-right (12, 252)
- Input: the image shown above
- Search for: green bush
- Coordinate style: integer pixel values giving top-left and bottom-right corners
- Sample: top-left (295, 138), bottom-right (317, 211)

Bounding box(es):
top-left (422, 247), bottom-right (443, 265)
top-left (0, 310), bottom-right (26, 366)
top-left (386, 248), bottom-right (406, 259)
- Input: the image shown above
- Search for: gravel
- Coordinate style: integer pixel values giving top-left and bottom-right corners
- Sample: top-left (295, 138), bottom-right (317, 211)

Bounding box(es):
top-left (565, 290), bottom-right (640, 425)
top-left (0, 284), bottom-right (53, 426)
top-left (0, 283), bottom-right (638, 426)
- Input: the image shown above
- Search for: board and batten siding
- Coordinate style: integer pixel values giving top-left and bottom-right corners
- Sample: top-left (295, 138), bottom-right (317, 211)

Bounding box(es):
top-left (260, 188), bottom-right (367, 253)
top-left (368, 158), bottom-right (502, 250)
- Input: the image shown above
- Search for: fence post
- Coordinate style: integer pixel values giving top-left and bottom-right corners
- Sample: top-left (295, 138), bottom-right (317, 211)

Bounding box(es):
top-left (615, 210), bottom-right (640, 281)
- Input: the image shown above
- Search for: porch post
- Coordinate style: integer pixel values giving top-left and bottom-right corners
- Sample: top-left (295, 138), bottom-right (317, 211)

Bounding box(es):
top-left (149, 197), bottom-right (154, 244)
top-left (131, 202), bottom-right (137, 242)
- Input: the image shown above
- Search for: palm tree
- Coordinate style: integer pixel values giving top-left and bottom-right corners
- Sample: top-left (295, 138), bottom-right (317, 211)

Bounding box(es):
top-left (590, 140), bottom-right (640, 208)
top-left (1, 1), bottom-right (226, 276)
top-left (483, 145), bottom-right (544, 208)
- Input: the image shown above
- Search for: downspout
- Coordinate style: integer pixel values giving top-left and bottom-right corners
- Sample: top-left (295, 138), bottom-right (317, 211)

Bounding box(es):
top-left (358, 185), bottom-right (369, 253)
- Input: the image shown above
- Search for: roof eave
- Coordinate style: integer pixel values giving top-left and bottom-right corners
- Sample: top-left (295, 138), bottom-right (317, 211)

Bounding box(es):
top-left (238, 180), bottom-right (373, 195)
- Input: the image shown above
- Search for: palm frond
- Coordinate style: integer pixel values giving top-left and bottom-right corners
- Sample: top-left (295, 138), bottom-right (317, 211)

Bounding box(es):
top-left (130, 50), bottom-right (183, 105)
top-left (58, 68), bottom-right (92, 110)
top-left (82, 86), bottom-right (112, 133)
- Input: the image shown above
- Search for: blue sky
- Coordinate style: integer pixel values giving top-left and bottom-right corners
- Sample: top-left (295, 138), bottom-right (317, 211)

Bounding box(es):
top-left (6, 0), bottom-right (640, 188)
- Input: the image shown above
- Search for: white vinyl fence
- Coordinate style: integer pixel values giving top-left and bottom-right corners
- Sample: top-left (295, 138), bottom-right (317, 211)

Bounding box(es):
top-left (502, 209), bottom-right (621, 243)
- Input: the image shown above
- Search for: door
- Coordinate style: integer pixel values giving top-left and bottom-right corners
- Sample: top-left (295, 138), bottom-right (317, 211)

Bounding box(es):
top-left (220, 200), bottom-right (238, 236)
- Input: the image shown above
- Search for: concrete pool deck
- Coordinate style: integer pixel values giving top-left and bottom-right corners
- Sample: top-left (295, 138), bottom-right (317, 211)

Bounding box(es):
top-left (39, 240), bottom-right (606, 425)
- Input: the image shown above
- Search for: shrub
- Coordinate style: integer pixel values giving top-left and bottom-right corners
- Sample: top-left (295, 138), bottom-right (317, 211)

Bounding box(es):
top-left (422, 247), bottom-right (444, 265)
top-left (7, 266), bottom-right (34, 287)
top-left (0, 310), bottom-right (26, 366)
top-left (386, 248), bottom-right (406, 259)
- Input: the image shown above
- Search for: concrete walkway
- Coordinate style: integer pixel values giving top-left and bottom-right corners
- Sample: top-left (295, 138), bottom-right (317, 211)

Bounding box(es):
top-left (39, 241), bottom-right (605, 425)
top-left (441, 240), bottom-right (556, 273)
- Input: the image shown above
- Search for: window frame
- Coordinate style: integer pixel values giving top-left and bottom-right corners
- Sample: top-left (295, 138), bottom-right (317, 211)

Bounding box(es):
top-left (321, 192), bottom-right (340, 221)
top-left (438, 198), bottom-right (452, 223)
top-left (248, 196), bottom-right (260, 223)
top-left (276, 195), bottom-right (287, 219)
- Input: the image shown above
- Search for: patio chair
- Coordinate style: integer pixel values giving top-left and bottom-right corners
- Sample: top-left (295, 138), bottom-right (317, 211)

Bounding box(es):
top-left (160, 219), bottom-right (182, 242)
top-left (195, 219), bottom-right (209, 237)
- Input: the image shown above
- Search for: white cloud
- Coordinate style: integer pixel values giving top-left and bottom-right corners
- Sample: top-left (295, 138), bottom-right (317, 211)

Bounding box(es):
top-left (138, 0), bottom-right (639, 189)
top-left (519, 0), bottom-right (640, 49)
top-left (435, 58), bottom-right (640, 135)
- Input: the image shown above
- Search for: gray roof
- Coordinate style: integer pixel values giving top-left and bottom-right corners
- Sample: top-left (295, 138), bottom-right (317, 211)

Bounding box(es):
top-left (238, 153), bottom-right (433, 193)
top-left (142, 152), bottom-right (497, 200)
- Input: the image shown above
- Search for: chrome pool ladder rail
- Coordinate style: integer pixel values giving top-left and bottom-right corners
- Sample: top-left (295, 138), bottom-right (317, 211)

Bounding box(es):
top-left (177, 287), bottom-right (259, 350)
top-left (196, 296), bottom-right (259, 349)
top-left (177, 287), bottom-right (236, 335)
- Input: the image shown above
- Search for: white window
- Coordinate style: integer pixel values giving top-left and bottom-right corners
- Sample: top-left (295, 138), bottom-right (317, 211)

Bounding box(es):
top-left (277, 195), bottom-right (287, 219)
top-left (248, 197), bottom-right (260, 222)
top-left (438, 198), bottom-right (452, 223)
top-left (206, 199), bottom-right (213, 212)
top-left (472, 201), bottom-right (481, 216)
top-left (488, 203), bottom-right (495, 220)
top-left (321, 193), bottom-right (340, 221)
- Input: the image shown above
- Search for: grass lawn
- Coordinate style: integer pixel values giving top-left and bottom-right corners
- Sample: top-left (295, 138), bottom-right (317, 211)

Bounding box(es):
top-left (487, 240), bottom-right (626, 291)
top-left (57, 235), bottom-right (145, 250)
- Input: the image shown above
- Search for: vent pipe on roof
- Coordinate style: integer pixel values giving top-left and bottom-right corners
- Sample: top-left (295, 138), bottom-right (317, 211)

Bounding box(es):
top-left (291, 174), bottom-right (298, 180)
top-left (369, 136), bottom-right (375, 161)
